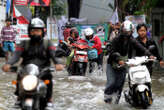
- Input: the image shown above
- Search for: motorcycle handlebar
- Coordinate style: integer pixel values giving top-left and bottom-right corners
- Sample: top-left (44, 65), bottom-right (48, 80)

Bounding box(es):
top-left (10, 66), bottom-right (18, 72)
top-left (117, 56), bottom-right (157, 68)
top-left (39, 67), bottom-right (55, 78)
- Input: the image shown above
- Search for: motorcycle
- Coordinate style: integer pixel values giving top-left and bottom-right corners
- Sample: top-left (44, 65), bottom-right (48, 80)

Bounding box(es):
top-left (123, 56), bottom-right (155, 109)
top-left (103, 40), bottom-right (112, 56)
top-left (11, 64), bottom-right (54, 110)
top-left (56, 40), bottom-right (71, 57)
top-left (69, 39), bottom-right (89, 76)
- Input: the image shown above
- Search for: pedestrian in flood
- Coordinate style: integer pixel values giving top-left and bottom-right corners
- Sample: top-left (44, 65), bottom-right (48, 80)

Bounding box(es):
top-left (109, 22), bottom-right (121, 41)
top-left (104, 20), bottom-right (154, 104)
top-left (136, 23), bottom-right (164, 75)
top-left (0, 18), bottom-right (16, 62)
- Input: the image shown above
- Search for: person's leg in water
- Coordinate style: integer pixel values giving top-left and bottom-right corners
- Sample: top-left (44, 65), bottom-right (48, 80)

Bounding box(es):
top-left (2, 41), bottom-right (9, 62)
top-left (8, 42), bottom-right (15, 60)
top-left (104, 64), bottom-right (126, 104)
top-left (97, 53), bottom-right (103, 71)
top-left (66, 50), bottom-right (74, 75)
top-left (104, 64), bottom-right (117, 103)
top-left (114, 69), bottom-right (126, 104)
top-left (41, 72), bottom-right (54, 110)
top-left (89, 59), bottom-right (96, 73)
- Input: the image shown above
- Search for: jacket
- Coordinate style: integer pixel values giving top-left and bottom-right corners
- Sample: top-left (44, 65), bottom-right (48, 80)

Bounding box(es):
top-left (91, 36), bottom-right (102, 55)
top-left (136, 37), bottom-right (162, 61)
top-left (7, 39), bottom-right (59, 68)
top-left (108, 34), bottom-right (151, 64)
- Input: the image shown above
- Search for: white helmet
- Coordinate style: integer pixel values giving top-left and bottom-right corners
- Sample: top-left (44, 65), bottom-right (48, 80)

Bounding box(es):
top-left (28, 18), bottom-right (45, 38)
top-left (121, 20), bottom-right (134, 32)
top-left (84, 28), bottom-right (94, 36)
top-left (30, 18), bottom-right (45, 28)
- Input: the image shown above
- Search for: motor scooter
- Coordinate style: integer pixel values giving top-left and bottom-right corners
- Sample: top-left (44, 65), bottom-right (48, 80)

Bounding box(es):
top-left (123, 56), bottom-right (155, 109)
top-left (69, 40), bottom-right (89, 76)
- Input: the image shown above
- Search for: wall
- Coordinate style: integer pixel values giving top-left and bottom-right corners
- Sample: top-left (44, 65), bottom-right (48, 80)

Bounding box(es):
top-left (79, 0), bottom-right (114, 24)
top-left (152, 8), bottom-right (164, 59)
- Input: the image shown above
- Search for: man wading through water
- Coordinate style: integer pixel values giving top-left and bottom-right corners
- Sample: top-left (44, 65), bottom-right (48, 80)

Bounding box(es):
top-left (104, 20), bottom-right (155, 104)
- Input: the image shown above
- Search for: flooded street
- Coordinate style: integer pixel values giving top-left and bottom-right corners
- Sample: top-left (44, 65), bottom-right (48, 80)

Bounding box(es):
top-left (0, 58), bottom-right (164, 110)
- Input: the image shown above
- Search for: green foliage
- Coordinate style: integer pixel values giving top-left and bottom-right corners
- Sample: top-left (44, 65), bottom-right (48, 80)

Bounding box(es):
top-left (134, 11), bottom-right (145, 15)
top-left (52, 0), bottom-right (66, 16)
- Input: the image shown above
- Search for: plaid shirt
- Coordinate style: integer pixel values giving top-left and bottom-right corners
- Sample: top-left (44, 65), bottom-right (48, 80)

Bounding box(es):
top-left (0, 26), bottom-right (16, 42)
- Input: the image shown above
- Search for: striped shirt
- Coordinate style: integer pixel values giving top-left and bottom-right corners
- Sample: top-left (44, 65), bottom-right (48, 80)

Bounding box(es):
top-left (0, 26), bottom-right (16, 42)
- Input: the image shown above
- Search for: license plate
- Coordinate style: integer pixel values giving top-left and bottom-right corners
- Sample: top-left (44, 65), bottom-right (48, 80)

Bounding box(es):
top-left (76, 51), bottom-right (87, 55)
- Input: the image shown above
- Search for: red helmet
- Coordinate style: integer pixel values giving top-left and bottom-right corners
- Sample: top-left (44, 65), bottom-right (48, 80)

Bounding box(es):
top-left (63, 28), bottom-right (71, 41)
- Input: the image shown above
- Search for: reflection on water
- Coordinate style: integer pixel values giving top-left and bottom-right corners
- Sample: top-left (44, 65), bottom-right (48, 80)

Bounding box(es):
top-left (0, 59), bottom-right (164, 110)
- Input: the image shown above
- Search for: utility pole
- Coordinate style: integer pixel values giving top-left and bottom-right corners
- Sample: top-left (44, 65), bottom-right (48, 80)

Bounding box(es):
top-left (6, 0), bottom-right (13, 19)
top-left (9, 0), bottom-right (14, 19)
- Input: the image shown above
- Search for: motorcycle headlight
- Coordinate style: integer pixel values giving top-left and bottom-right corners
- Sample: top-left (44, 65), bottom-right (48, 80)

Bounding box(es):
top-left (22, 75), bottom-right (38, 91)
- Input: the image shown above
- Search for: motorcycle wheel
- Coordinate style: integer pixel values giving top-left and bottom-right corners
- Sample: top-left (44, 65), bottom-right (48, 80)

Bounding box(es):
top-left (139, 91), bottom-right (149, 109)
top-left (78, 62), bottom-right (87, 76)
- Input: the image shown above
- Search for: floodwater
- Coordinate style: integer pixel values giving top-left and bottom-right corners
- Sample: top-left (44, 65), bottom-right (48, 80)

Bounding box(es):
top-left (0, 58), bottom-right (164, 110)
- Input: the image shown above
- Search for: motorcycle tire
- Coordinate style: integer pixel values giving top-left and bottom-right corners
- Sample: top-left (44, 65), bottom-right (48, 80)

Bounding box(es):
top-left (80, 62), bottom-right (87, 76)
top-left (77, 63), bottom-right (86, 76)
top-left (139, 91), bottom-right (149, 109)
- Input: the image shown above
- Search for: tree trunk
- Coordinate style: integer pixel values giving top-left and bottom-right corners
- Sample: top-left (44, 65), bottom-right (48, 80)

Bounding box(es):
top-left (67, 0), bottom-right (81, 20)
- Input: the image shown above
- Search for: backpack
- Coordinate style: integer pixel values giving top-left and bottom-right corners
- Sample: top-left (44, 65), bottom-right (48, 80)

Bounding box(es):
top-left (24, 39), bottom-right (49, 51)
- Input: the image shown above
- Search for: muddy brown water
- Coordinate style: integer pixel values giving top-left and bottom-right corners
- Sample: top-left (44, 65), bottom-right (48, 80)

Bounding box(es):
top-left (0, 58), bottom-right (164, 110)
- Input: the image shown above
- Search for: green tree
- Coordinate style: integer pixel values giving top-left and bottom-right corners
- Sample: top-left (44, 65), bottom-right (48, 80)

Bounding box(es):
top-left (51, 0), bottom-right (66, 16)
top-left (117, 0), bottom-right (159, 22)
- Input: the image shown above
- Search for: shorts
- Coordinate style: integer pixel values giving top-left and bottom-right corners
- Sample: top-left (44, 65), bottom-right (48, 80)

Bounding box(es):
top-left (3, 41), bottom-right (15, 52)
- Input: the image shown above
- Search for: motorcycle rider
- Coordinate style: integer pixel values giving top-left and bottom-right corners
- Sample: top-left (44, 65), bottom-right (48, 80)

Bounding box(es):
top-left (66, 28), bottom-right (87, 74)
top-left (104, 20), bottom-right (154, 104)
top-left (69, 28), bottom-right (80, 42)
top-left (136, 23), bottom-right (164, 75)
top-left (66, 28), bottom-right (79, 73)
top-left (2, 18), bottom-right (64, 110)
top-left (84, 28), bottom-right (103, 73)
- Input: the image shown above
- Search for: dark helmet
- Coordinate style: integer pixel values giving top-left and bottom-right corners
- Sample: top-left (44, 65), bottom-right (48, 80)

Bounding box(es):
top-left (70, 28), bottom-right (79, 38)
top-left (28, 18), bottom-right (45, 37)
